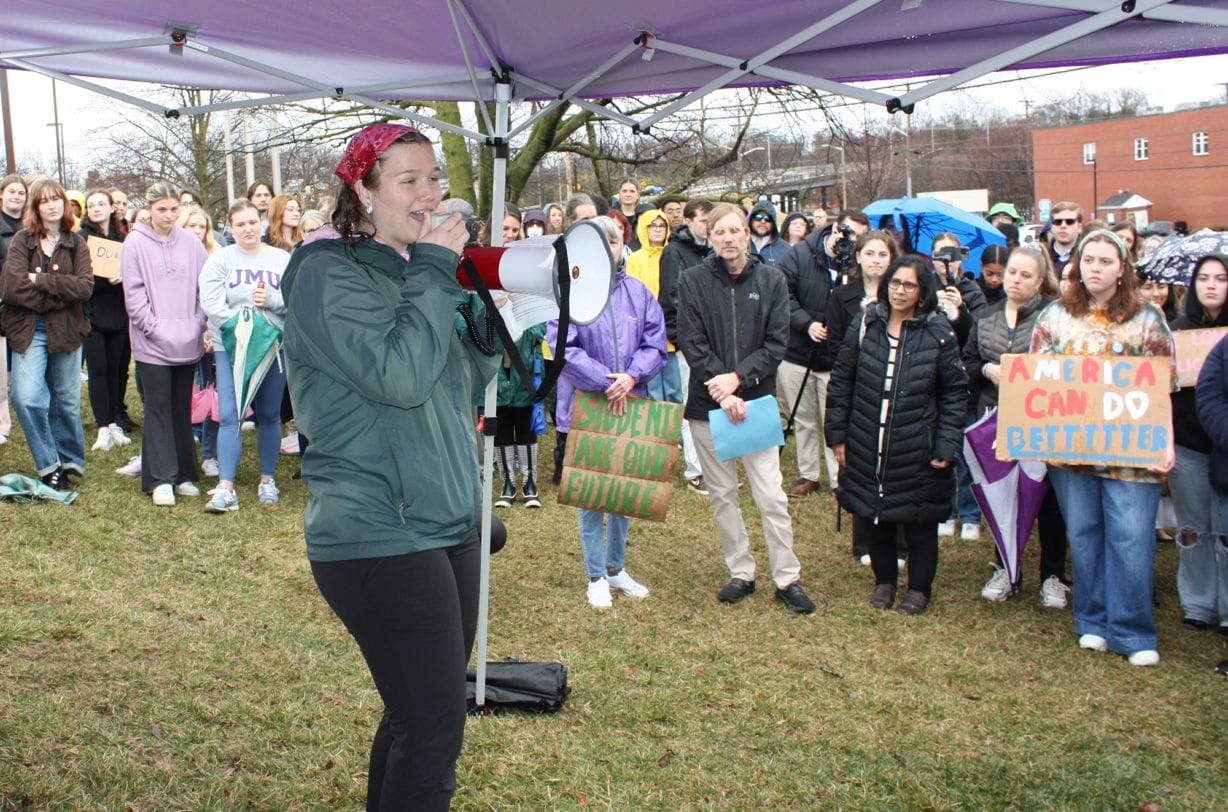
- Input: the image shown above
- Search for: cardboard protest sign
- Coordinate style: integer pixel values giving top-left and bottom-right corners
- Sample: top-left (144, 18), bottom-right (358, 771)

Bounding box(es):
top-left (1174, 327), bottom-right (1228, 388)
top-left (86, 236), bottom-right (123, 280)
top-left (995, 353), bottom-right (1171, 468)
top-left (557, 393), bottom-right (684, 521)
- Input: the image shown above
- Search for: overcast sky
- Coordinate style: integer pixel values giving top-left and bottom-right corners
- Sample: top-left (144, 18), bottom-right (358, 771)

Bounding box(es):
top-left (3, 55), bottom-right (1226, 180)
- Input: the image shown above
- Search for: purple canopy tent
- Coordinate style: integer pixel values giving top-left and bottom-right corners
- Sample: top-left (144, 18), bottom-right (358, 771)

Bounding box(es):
top-left (6, 0), bottom-right (1225, 703)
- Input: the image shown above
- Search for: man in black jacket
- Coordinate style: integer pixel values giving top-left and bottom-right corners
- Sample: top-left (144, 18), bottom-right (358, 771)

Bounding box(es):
top-left (660, 198), bottom-right (713, 494)
top-left (0, 174), bottom-right (26, 445)
top-left (776, 209), bottom-right (867, 496)
top-left (677, 203), bottom-right (815, 614)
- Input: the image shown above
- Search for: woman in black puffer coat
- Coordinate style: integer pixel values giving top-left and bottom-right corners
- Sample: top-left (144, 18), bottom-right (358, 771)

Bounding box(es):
top-left (826, 255), bottom-right (968, 615)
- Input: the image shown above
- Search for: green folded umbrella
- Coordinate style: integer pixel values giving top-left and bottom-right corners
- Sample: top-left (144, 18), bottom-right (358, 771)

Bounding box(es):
top-left (220, 306), bottom-right (283, 420)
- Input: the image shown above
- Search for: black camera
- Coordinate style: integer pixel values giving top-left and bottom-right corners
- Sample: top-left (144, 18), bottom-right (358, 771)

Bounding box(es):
top-left (932, 245), bottom-right (969, 263)
top-left (831, 224), bottom-right (856, 274)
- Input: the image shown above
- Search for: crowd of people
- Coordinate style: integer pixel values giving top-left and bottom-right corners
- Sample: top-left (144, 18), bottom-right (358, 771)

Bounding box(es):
top-left (2, 127), bottom-right (1227, 809)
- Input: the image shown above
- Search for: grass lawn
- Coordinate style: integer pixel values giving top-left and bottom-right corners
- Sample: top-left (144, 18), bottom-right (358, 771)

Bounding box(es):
top-left (1, 403), bottom-right (1226, 810)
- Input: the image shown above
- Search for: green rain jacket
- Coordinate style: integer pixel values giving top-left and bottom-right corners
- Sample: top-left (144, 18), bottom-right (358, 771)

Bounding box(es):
top-left (282, 237), bottom-right (500, 562)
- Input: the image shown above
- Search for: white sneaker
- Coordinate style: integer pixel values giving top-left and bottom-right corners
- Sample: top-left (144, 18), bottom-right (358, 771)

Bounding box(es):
top-left (937, 519), bottom-right (956, 537)
top-left (176, 481), bottom-right (200, 497)
top-left (115, 455), bottom-right (142, 476)
top-left (1040, 575), bottom-right (1071, 609)
top-left (1128, 650), bottom-right (1160, 667)
top-left (897, 558), bottom-right (906, 570)
top-left (108, 423), bottom-right (132, 446)
top-left (0, 435), bottom-right (8, 445)
top-left (586, 578), bottom-right (612, 609)
top-left (607, 570), bottom-right (649, 598)
top-left (859, 554), bottom-right (871, 566)
top-left (981, 567), bottom-right (1017, 602)
top-left (257, 479), bottom-right (280, 504)
top-left (1078, 634), bottom-right (1108, 652)
top-left (201, 458), bottom-right (220, 477)
top-left (151, 483), bottom-right (176, 506)
top-left (960, 522), bottom-right (981, 541)
top-left (91, 426), bottom-right (114, 451)
top-left (205, 487), bottom-right (239, 513)
top-left (241, 420), bottom-right (256, 432)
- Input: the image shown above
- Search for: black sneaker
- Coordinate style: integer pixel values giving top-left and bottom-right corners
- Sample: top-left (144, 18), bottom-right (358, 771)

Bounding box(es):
top-left (776, 582), bottom-right (816, 614)
top-left (868, 583), bottom-right (897, 610)
top-left (896, 589), bottom-right (930, 616)
top-left (40, 468), bottom-right (71, 492)
top-left (717, 578), bottom-right (755, 604)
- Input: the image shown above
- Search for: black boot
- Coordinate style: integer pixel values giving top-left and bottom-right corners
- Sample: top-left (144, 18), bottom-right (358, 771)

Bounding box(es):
top-left (495, 446), bottom-right (517, 508)
top-left (521, 443), bottom-right (541, 508)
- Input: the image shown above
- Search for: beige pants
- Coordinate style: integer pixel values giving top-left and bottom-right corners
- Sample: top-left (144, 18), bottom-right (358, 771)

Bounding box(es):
top-left (775, 359), bottom-right (838, 487)
top-left (690, 419), bottom-right (801, 589)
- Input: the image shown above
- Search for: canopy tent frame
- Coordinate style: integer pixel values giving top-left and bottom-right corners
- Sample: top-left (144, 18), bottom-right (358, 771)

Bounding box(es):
top-left (3, 0), bottom-right (1226, 707)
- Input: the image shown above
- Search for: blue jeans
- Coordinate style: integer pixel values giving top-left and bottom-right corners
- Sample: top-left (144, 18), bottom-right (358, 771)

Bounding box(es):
top-left (194, 354), bottom-right (219, 461)
top-left (1169, 445), bottom-right (1228, 625)
top-left (948, 410), bottom-right (982, 524)
top-left (10, 322), bottom-right (86, 476)
top-left (645, 352), bottom-right (683, 403)
top-left (1048, 466), bottom-right (1161, 654)
top-left (578, 508), bottom-right (629, 579)
top-left (214, 347), bottom-right (286, 482)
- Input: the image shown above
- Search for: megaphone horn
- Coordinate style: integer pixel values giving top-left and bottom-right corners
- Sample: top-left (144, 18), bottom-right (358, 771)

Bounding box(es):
top-left (455, 220), bottom-right (614, 325)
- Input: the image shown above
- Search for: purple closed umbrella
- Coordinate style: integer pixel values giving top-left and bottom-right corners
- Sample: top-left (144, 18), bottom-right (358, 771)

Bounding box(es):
top-left (963, 408), bottom-right (1049, 585)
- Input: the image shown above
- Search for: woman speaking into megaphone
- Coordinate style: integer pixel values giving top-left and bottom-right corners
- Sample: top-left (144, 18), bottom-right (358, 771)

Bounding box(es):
top-left (281, 122), bottom-right (502, 810)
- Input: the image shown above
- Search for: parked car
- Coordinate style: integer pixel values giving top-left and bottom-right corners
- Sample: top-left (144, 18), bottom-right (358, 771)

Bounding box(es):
top-left (1139, 220), bottom-right (1176, 237)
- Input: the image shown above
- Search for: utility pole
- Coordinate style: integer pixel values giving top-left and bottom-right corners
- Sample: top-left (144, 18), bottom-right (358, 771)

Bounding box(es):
top-left (0, 69), bottom-right (15, 174)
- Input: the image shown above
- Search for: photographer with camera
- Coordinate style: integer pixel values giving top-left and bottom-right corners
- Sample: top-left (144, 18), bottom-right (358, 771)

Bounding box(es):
top-left (775, 209), bottom-right (867, 497)
top-left (929, 233), bottom-right (988, 347)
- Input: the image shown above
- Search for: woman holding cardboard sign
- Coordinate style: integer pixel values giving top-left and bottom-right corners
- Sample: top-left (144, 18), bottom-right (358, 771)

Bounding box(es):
top-left (1167, 253), bottom-right (1228, 635)
top-left (1029, 229), bottom-right (1177, 667)
top-left (550, 215), bottom-right (666, 609)
top-left (826, 255), bottom-right (968, 616)
top-left (78, 188), bottom-right (133, 452)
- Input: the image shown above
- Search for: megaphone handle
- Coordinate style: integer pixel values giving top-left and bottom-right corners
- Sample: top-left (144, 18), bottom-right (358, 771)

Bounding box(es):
top-left (459, 256), bottom-right (537, 399)
top-left (534, 234), bottom-right (573, 404)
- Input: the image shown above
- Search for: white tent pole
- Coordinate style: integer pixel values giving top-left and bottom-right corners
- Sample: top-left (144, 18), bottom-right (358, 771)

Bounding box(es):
top-left (340, 94), bottom-right (486, 141)
top-left (446, 0), bottom-right (495, 135)
top-left (515, 75), bottom-right (639, 128)
top-left (1, 58), bottom-right (170, 115)
top-left (638, 0), bottom-right (883, 130)
top-left (507, 98), bottom-right (567, 140)
top-left (171, 76), bottom-right (476, 116)
top-left (0, 36), bottom-right (167, 60)
top-left (897, 0), bottom-right (1170, 107)
top-left (475, 78), bottom-right (511, 708)
top-left (996, 0), bottom-right (1228, 27)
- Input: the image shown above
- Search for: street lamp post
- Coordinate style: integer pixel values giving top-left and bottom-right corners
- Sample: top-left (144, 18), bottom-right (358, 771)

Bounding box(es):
top-left (816, 142), bottom-right (846, 211)
top-left (737, 146), bottom-right (765, 195)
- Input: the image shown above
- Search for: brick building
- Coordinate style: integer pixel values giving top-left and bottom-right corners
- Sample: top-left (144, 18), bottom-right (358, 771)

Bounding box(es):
top-left (1032, 105), bottom-right (1226, 229)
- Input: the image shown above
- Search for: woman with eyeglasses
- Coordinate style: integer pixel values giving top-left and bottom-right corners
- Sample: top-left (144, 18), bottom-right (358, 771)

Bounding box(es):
top-left (825, 255), bottom-right (968, 615)
top-left (780, 212), bottom-right (811, 246)
top-left (1029, 230), bottom-right (1176, 667)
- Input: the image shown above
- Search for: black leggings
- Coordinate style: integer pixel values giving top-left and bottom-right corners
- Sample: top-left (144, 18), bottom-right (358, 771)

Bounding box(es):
top-left (494, 405), bottom-right (534, 447)
top-left (311, 536), bottom-right (480, 812)
top-left (82, 328), bottom-right (129, 426)
top-left (854, 515), bottom-right (939, 597)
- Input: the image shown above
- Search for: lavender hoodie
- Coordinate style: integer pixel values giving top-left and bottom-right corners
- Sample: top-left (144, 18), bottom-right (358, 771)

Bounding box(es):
top-left (122, 223), bottom-right (208, 365)
top-left (548, 269), bottom-right (667, 433)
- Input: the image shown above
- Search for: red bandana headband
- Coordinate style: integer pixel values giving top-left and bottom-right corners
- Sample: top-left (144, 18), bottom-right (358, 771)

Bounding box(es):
top-left (334, 123), bottom-right (421, 185)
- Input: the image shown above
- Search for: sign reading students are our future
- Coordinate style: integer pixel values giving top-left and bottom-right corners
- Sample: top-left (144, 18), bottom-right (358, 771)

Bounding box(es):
top-left (996, 353), bottom-right (1171, 468)
top-left (558, 394), bottom-right (684, 521)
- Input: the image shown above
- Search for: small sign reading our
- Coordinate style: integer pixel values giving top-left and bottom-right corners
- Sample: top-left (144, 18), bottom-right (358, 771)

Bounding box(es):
top-left (557, 393), bottom-right (684, 522)
top-left (86, 236), bottom-right (123, 281)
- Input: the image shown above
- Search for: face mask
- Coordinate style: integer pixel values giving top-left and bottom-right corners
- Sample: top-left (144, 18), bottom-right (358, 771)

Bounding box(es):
top-left (525, 224), bottom-right (544, 238)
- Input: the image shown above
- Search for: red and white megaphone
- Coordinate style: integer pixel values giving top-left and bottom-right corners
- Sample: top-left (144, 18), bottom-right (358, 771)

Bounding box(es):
top-left (455, 220), bottom-right (613, 324)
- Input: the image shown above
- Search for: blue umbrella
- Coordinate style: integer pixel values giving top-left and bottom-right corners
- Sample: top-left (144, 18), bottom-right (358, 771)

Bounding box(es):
top-left (861, 197), bottom-right (1007, 276)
